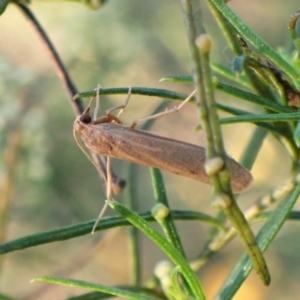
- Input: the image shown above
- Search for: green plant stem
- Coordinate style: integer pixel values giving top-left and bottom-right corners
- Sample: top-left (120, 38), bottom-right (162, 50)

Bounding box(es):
top-left (256, 210), bottom-right (300, 221)
top-left (160, 74), bottom-right (292, 114)
top-left (75, 87), bottom-right (189, 101)
top-left (127, 164), bottom-right (142, 286)
top-left (288, 12), bottom-right (300, 53)
top-left (150, 168), bottom-right (185, 256)
top-left (209, 0), bottom-right (300, 88)
top-left (205, 0), bottom-right (284, 99)
top-left (216, 81), bottom-right (293, 113)
top-left (180, 0), bottom-right (270, 285)
top-left (240, 127), bottom-right (268, 170)
top-left (204, 0), bottom-right (242, 55)
top-left (150, 167), bottom-right (193, 296)
top-left (193, 127), bottom-right (267, 272)
top-left (0, 210), bottom-right (224, 254)
top-left (220, 111), bottom-right (300, 123)
top-left (109, 200), bottom-right (206, 300)
top-left (0, 0), bottom-right (9, 15)
top-left (33, 277), bottom-right (159, 300)
top-left (192, 173), bottom-right (298, 272)
top-left (211, 64), bottom-right (251, 89)
top-left (216, 182), bottom-right (300, 299)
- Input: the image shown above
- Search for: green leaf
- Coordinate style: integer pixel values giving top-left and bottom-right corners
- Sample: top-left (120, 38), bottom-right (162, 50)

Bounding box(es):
top-left (0, 0), bottom-right (9, 15)
top-left (0, 292), bottom-right (16, 300)
top-left (150, 168), bottom-right (185, 256)
top-left (160, 75), bottom-right (193, 83)
top-left (109, 200), bottom-right (206, 300)
top-left (33, 277), bottom-right (159, 300)
top-left (215, 183), bottom-right (300, 300)
top-left (74, 87), bottom-right (188, 102)
top-left (210, 0), bottom-right (300, 88)
top-left (216, 81), bottom-right (293, 113)
top-left (221, 112), bottom-right (300, 124)
top-left (0, 211), bottom-right (224, 254)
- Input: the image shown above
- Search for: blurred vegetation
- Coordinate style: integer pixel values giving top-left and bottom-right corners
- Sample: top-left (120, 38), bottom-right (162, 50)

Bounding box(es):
top-left (1, 1), bottom-right (300, 299)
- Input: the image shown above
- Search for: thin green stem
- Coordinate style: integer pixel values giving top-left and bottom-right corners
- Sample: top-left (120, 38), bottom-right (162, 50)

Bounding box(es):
top-left (0, 211), bottom-right (224, 254)
top-left (127, 164), bottom-right (142, 286)
top-left (216, 81), bottom-right (294, 113)
top-left (192, 172), bottom-right (299, 273)
top-left (109, 200), bottom-right (206, 300)
top-left (220, 111), bottom-right (300, 123)
top-left (239, 127), bottom-right (268, 171)
top-left (180, 0), bottom-right (270, 285)
top-left (204, 0), bottom-right (242, 56)
top-left (74, 87), bottom-right (188, 101)
top-left (33, 277), bottom-right (159, 300)
top-left (216, 182), bottom-right (300, 299)
top-left (211, 64), bottom-right (251, 89)
top-left (150, 168), bottom-right (186, 256)
top-left (150, 168), bottom-right (193, 296)
top-left (209, 0), bottom-right (300, 88)
top-left (288, 12), bottom-right (300, 53)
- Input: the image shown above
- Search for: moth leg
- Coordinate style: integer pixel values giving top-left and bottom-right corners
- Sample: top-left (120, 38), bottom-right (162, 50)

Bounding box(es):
top-left (77, 86), bottom-right (125, 208)
top-left (104, 87), bottom-right (132, 120)
top-left (92, 115), bottom-right (122, 125)
top-left (91, 84), bottom-right (124, 124)
top-left (92, 87), bottom-right (132, 125)
top-left (116, 87), bottom-right (132, 117)
top-left (131, 90), bottom-right (196, 129)
top-left (78, 85), bottom-right (101, 123)
top-left (92, 156), bottom-right (114, 234)
top-left (93, 84), bottom-right (101, 121)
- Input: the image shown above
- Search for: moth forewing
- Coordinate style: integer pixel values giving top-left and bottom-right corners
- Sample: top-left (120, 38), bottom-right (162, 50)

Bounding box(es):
top-left (74, 117), bottom-right (252, 193)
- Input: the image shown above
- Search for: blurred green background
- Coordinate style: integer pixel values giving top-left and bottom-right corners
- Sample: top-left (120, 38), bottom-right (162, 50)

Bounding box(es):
top-left (1, 0), bottom-right (300, 299)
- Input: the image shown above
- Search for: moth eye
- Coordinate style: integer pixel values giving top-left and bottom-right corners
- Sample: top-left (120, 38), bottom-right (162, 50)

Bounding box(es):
top-left (80, 114), bottom-right (92, 124)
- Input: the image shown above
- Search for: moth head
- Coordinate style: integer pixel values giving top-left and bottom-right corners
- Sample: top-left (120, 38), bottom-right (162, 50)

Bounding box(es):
top-left (73, 112), bottom-right (91, 134)
top-left (80, 113), bottom-right (92, 124)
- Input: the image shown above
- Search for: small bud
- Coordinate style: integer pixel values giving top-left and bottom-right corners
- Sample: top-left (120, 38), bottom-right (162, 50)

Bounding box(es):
top-left (195, 34), bottom-right (212, 53)
top-left (212, 193), bottom-right (232, 210)
top-left (151, 203), bottom-right (169, 222)
top-left (205, 157), bottom-right (224, 176)
top-left (273, 181), bottom-right (295, 200)
top-left (154, 261), bottom-right (173, 291)
top-left (154, 260), bottom-right (172, 278)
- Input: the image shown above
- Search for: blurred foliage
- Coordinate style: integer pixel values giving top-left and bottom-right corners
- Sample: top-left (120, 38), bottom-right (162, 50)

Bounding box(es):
top-left (1, 1), bottom-right (300, 300)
